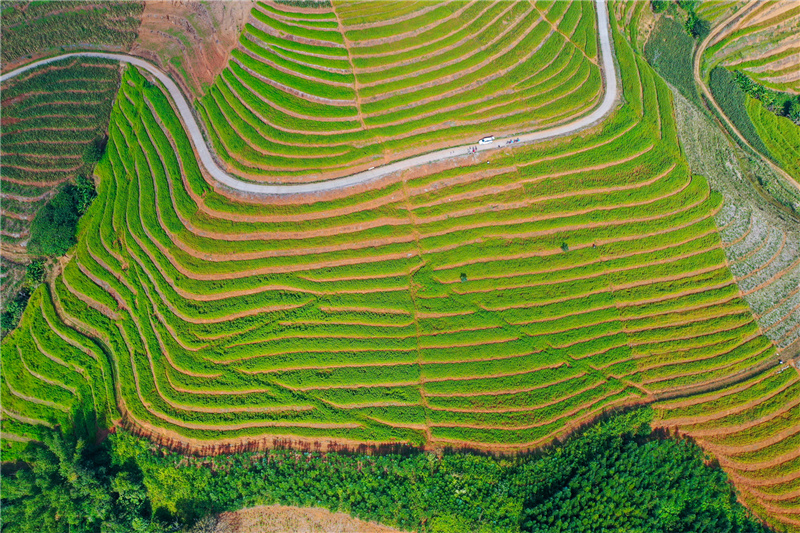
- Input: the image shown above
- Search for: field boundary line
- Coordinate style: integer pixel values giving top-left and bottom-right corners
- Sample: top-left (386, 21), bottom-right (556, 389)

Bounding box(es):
top-left (0, 0), bottom-right (617, 196)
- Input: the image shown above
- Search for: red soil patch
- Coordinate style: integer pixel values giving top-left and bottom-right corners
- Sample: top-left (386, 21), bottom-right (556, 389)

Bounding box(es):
top-left (130, 0), bottom-right (252, 98)
top-left (210, 505), bottom-right (400, 533)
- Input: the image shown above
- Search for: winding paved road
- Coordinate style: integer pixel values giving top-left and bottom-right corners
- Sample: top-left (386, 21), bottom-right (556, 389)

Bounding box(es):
top-left (0, 0), bottom-right (617, 196)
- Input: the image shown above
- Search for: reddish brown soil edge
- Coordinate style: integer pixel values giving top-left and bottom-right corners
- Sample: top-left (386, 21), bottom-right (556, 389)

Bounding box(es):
top-left (211, 504), bottom-right (401, 533)
top-left (112, 349), bottom-right (783, 457)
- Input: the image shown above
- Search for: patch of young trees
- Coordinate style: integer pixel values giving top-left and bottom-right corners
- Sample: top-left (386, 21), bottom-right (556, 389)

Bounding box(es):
top-left (28, 175), bottom-right (97, 257)
top-left (2, 409), bottom-right (775, 532)
top-left (0, 260), bottom-right (45, 336)
top-left (0, 428), bottom-right (166, 533)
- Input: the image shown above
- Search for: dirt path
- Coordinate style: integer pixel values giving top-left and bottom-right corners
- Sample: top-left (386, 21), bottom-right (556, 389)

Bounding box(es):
top-left (694, 1), bottom-right (800, 198)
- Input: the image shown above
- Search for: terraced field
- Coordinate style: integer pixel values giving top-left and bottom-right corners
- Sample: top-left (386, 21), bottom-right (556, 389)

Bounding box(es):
top-left (747, 96), bottom-right (800, 185)
top-left (699, 0), bottom-right (800, 94)
top-left (1, 12), bottom-right (786, 458)
top-left (654, 362), bottom-right (800, 531)
top-left (0, 1), bottom-right (143, 69)
top-left (197, 0), bottom-right (604, 182)
top-left (0, 57), bottom-right (120, 307)
top-left (716, 201), bottom-right (800, 351)
top-left (640, 0), bottom-right (800, 357)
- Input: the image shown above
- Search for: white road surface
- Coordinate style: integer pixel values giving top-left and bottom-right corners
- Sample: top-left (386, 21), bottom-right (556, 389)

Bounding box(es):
top-left (0, 0), bottom-right (617, 196)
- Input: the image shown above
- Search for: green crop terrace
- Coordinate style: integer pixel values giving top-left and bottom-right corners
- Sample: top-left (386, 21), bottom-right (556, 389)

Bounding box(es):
top-left (698, 0), bottom-right (800, 95)
top-left (654, 364), bottom-right (800, 532)
top-left (0, 57), bottom-right (119, 249)
top-left (1, 4), bottom-right (785, 462)
top-left (197, 0), bottom-right (603, 181)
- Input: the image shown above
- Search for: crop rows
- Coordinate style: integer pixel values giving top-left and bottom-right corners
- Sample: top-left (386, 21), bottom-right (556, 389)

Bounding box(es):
top-left (654, 364), bottom-right (800, 532)
top-left (0, 1), bottom-right (143, 67)
top-left (715, 201), bottom-right (800, 350)
top-left (196, 0), bottom-right (603, 181)
top-left (0, 57), bottom-right (120, 314)
top-left (700, 0), bottom-right (800, 94)
top-left (747, 97), bottom-right (800, 186)
top-left (0, 12), bottom-right (782, 458)
top-left (0, 57), bottom-right (120, 248)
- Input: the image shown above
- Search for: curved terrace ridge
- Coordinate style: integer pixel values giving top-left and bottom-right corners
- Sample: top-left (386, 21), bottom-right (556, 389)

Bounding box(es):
top-left (0, 0), bottom-right (617, 196)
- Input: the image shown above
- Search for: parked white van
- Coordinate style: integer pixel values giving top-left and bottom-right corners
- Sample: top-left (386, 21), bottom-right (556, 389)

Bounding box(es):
top-left (478, 136), bottom-right (495, 145)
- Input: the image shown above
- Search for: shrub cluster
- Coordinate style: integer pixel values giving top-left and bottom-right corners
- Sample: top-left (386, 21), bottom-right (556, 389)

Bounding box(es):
top-left (28, 175), bottom-right (97, 257)
top-left (2, 408), bottom-right (772, 533)
top-left (0, 260), bottom-right (45, 336)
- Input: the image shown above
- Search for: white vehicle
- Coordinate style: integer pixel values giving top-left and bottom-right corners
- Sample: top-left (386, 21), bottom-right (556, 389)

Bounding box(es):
top-left (478, 136), bottom-right (495, 145)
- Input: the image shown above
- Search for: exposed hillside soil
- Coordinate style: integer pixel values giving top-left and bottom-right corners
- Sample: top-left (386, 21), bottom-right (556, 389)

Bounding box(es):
top-left (204, 505), bottom-right (402, 533)
top-left (130, 0), bottom-right (252, 97)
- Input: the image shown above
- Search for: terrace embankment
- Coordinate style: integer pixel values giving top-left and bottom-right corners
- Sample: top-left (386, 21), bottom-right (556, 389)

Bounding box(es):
top-left (196, 0), bottom-right (605, 182)
top-left (130, 0), bottom-right (252, 98)
top-left (1, 2), bottom-right (798, 530)
top-left (0, 57), bottom-right (120, 311)
top-left (0, 1), bottom-right (143, 71)
top-left (699, 0), bottom-right (800, 95)
top-left (669, 71), bottom-right (800, 355)
top-left (654, 359), bottom-right (800, 532)
top-left (1, 9), bottom-right (783, 458)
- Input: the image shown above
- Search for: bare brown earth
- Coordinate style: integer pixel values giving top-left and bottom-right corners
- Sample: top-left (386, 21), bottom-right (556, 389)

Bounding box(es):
top-left (130, 0), bottom-right (252, 98)
top-left (208, 505), bottom-right (402, 533)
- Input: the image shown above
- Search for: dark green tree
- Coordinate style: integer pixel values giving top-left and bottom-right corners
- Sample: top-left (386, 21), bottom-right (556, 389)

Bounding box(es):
top-left (0, 289), bottom-right (30, 332)
top-left (74, 175), bottom-right (97, 215)
top-left (27, 174), bottom-right (95, 257)
top-left (82, 136), bottom-right (107, 165)
top-left (24, 260), bottom-right (45, 287)
top-left (28, 185), bottom-right (81, 256)
top-left (684, 11), bottom-right (709, 38)
top-left (783, 98), bottom-right (800, 121)
top-left (518, 416), bottom-right (773, 533)
top-left (0, 428), bottom-right (165, 533)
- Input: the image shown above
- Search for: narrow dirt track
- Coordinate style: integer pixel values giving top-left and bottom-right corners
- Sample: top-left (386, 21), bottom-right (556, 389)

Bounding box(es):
top-left (0, 0), bottom-right (616, 196)
top-left (694, 0), bottom-right (800, 196)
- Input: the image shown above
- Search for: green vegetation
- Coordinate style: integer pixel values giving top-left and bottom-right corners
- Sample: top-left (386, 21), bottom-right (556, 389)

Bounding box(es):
top-left (734, 71), bottom-right (800, 124)
top-left (0, 1), bottom-right (143, 65)
top-left (0, 260), bottom-right (45, 336)
top-left (700, 1), bottom-right (800, 94)
top-left (684, 11), bottom-right (709, 40)
top-left (747, 97), bottom-right (800, 187)
top-left (197, 0), bottom-right (603, 180)
top-left (0, 11), bottom-right (778, 460)
top-left (708, 66), bottom-right (772, 157)
top-left (1, 427), bottom-right (165, 533)
top-left (28, 176), bottom-right (97, 256)
top-left (650, 0), bottom-right (668, 14)
top-left (3, 409), bottom-right (768, 533)
top-left (644, 12), bottom-right (699, 106)
top-left (1, 1), bottom-right (797, 530)
top-left (131, 409), bottom-right (771, 532)
top-left (0, 57), bottom-right (117, 335)
top-left (655, 368), bottom-right (800, 532)
top-left (0, 57), bottom-right (119, 248)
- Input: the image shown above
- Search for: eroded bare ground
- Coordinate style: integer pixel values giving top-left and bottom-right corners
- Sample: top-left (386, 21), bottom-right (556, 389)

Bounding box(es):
top-left (193, 505), bottom-right (402, 533)
top-left (130, 0), bottom-right (252, 98)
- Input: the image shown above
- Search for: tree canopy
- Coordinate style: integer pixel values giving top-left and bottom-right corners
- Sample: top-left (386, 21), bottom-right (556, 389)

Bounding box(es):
top-left (28, 176), bottom-right (95, 257)
top-left (1, 429), bottom-right (164, 533)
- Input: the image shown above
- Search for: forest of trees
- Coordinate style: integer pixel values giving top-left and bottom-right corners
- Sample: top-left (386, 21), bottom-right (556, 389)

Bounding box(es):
top-left (1, 408), bottom-right (772, 532)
